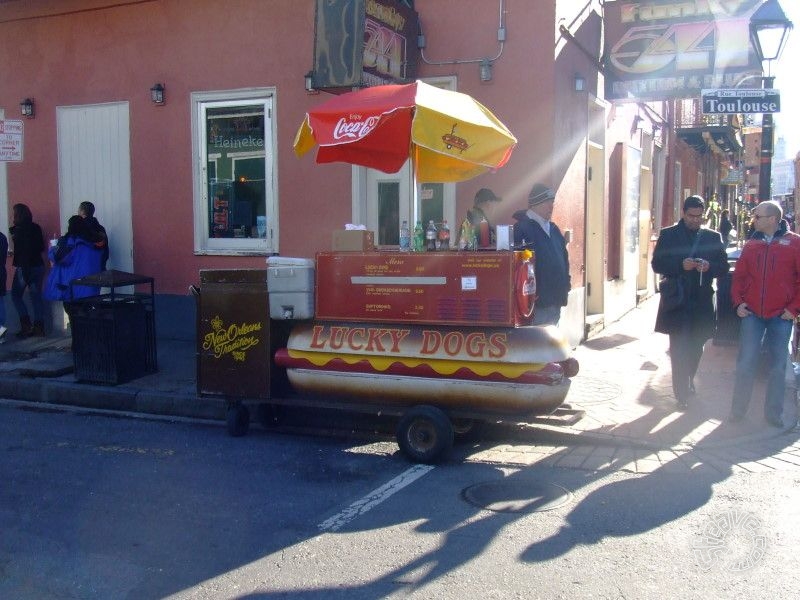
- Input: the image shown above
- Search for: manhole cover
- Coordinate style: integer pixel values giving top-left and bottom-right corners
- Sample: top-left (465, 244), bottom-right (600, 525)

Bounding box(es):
top-left (567, 376), bottom-right (621, 405)
top-left (462, 480), bottom-right (573, 513)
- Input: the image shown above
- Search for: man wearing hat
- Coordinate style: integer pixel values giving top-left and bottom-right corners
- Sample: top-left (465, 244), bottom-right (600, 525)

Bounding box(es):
top-left (512, 183), bottom-right (570, 325)
top-left (462, 188), bottom-right (502, 246)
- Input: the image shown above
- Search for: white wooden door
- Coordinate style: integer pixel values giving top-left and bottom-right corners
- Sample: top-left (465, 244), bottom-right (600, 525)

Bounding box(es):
top-left (57, 102), bottom-right (133, 273)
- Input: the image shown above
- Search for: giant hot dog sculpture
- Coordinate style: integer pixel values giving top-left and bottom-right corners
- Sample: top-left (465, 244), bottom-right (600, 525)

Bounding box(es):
top-left (274, 321), bottom-right (578, 416)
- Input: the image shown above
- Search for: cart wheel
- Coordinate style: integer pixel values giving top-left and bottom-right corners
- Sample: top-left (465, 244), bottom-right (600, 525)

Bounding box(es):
top-left (451, 418), bottom-right (484, 442)
top-left (396, 405), bottom-right (454, 464)
top-left (257, 403), bottom-right (283, 429)
top-left (226, 403), bottom-right (250, 437)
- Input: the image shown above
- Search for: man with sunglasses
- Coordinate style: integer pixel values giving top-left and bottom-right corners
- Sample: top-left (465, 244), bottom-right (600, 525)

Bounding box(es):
top-left (730, 200), bottom-right (800, 428)
top-left (652, 195), bottom-right (729, 409)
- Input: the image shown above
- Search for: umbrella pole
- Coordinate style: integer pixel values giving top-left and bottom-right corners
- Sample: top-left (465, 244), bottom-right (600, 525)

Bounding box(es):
top-left (411, 146), bottom-right (420, 225)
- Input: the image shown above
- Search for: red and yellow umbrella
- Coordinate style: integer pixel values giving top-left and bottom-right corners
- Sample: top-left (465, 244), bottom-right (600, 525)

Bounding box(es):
top-left (294, 81), bottom-right (517, 183)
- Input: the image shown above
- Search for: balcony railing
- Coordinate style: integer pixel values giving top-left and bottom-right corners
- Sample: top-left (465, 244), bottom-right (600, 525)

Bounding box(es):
top-left (675, 98), bottom-right (743, 153)
top-left (675, 98), bottom-right (741, 129)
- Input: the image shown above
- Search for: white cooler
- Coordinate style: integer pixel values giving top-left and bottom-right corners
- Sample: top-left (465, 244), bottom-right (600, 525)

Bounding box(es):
top-left (266, 256), bottom-right (315, 319)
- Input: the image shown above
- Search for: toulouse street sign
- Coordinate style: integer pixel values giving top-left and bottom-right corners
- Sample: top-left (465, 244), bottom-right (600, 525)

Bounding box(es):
top-left (701, 89), bottom-right (781, 114)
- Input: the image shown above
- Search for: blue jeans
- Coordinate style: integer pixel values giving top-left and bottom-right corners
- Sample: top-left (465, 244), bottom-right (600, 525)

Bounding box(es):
top-left (11, 266), bottom-right (45, 324)
top-left (731, 314), bottom-right (793, 421)
top-left (533, 305), bottom-right (562, 326)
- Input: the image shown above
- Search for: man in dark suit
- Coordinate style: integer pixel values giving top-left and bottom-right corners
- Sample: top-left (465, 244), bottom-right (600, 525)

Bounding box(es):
top-left (652, 195), bottom-right (729, 409)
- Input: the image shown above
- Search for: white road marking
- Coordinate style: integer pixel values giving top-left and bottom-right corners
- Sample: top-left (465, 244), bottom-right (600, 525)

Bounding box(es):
top-left (318, 464), bottom-right (435, 532)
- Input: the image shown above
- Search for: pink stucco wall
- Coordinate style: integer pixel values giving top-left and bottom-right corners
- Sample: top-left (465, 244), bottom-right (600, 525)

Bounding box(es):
top-left (1, 0), bottom-right (588, 295)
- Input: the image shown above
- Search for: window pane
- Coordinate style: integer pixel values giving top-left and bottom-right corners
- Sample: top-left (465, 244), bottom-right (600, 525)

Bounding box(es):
top-left (377, 181), bottom-right (400, 245)
top-left (206, 105), bottom-right (266, 239)
top-left (420, 183), bottom-right (444, 225)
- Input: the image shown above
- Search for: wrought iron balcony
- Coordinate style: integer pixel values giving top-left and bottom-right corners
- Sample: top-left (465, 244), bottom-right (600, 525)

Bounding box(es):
top-left (675, 98), bottom-right (743, 155)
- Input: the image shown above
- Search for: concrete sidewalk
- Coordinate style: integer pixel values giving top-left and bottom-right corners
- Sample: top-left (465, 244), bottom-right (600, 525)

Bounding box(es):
top-left (0, 296), bottom-right (797, 452)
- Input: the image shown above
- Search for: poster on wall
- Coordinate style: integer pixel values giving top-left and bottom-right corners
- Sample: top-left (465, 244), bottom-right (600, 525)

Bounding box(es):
top-left (312, 0), bottom-right (418, 92)
top-left (0, 119), bottom-right (24, 162)
top-left (604, 0), bottom-right (766, 101)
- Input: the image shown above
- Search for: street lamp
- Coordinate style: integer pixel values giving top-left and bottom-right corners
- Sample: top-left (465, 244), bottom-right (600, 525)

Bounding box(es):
top-left (750, 0), bottom-right (793, 202)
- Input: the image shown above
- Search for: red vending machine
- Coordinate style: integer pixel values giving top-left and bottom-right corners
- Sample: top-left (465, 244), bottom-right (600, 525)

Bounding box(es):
top-left (315, 251), bottom-right (535, 327)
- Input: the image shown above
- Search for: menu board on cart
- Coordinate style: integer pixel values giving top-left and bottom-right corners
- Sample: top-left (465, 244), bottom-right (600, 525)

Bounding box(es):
top-left (316, 251), bottom-right (528, 327)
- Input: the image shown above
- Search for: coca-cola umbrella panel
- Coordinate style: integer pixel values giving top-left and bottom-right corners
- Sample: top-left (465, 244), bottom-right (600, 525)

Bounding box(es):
top-left (293, 80), bottom-right (517, 183)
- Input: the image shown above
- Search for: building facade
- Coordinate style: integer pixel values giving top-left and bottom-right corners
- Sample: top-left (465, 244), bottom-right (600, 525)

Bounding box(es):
top-left (0, 0), bottom-right (739, 343)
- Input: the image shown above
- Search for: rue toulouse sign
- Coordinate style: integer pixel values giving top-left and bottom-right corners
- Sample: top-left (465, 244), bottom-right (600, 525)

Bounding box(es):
top-left (701, 89), bottom-right (781, 114)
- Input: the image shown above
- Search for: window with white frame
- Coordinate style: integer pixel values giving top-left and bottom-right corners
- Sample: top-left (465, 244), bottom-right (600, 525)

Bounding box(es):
top-left (191, 89), bottom-right (277, 254)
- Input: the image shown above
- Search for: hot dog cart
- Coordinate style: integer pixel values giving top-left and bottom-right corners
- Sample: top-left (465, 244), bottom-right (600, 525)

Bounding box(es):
top-left (196, 248), bottom-right (579, 464)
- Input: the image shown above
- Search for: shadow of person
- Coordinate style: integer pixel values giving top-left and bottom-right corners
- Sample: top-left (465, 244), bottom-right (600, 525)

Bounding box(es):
top-left (520, 456), bottom-right (731, 563)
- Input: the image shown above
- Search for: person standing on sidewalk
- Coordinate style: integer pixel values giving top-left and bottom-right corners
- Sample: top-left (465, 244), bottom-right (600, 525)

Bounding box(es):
top-left (729, 200), bottom-right (800, 428)
top-left (78, 201), bottom-right (109, 271)
top-left (652, 195), bottom-right (729, 409)
top-left (512, 183), bottom-right (570, 326)
top-left (9, 203), bottom-right (46, 338)
top-left (0, 229), bottom-right (7, 342)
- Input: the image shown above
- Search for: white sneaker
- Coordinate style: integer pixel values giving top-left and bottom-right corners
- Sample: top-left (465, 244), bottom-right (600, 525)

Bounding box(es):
top-left (0, 325), bottom-right (7, 343)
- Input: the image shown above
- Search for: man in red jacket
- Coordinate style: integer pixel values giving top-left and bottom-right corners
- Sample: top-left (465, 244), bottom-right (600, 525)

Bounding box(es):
top-left (730, 200), bottom-right (800, 427)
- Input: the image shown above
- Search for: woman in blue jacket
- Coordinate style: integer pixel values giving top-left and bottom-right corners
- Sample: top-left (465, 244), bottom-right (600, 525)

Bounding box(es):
top-left (44, 216), bottom-right (103, 301)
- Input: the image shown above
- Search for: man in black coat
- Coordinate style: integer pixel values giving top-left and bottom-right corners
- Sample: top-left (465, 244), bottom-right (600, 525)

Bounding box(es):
top-left (78, 201), bottom-right (109, 270)
top-left (652, 195), bottom-right (729, 409)
top-left (513, 183), bottom-right (570, 326)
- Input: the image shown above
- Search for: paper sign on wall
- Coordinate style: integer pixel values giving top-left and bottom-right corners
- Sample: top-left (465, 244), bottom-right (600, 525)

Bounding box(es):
top-left (0, 119), bottom-right (24, 162)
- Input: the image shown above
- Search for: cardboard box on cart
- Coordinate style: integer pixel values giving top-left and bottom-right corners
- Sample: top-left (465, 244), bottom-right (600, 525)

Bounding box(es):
top-left (332, 230), bottom-right (374, 251)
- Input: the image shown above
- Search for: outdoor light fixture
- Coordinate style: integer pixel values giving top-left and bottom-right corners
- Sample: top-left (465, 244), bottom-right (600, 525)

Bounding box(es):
top-left (750, 0), bottom-right (793, 63)
top-left (749, 0), bottom-right (793, 201)
top-left (304, 71), bottom-right (318, 94)
top-left (479, 59), bottom-right (492, 82)
top-left (150, 83), bottom-right (165, 105)
top-left (20, 98), bottom-right (34, 118)
top-left (574, 74), bottom-right (585, 92)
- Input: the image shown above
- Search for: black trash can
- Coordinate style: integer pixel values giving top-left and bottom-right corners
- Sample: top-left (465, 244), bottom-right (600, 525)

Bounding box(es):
top-left (66, 270), bottom-right (158, 384)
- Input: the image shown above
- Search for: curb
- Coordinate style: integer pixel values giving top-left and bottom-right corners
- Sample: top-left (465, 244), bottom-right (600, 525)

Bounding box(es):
top-left (0, 375), bottom-right (227, 423)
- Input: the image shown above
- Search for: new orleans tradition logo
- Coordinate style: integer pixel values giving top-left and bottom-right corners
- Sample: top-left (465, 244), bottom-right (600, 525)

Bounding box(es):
top-left (202, 315), bottom-right (262, 361)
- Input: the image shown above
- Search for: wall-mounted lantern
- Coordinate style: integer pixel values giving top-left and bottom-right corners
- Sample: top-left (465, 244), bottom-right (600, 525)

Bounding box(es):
top-left (150, 83), bottom-right (165, 105)
top-left (20, 98), bottom-right (35, 118)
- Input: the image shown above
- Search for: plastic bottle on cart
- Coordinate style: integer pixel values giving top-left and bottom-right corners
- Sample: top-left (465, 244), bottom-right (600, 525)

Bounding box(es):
top-left (458, 217), bottom-right (471, 250)
top-left (413, 221), bottom-right (424, 252)
top-left (479, 217), bottom-right (490, 248)
top-left (425, 220), bottom-right (437, 251)
top-left (438, 220), bottom-right (450, 250)
top-left (399, 220), bottom-right (410, 251)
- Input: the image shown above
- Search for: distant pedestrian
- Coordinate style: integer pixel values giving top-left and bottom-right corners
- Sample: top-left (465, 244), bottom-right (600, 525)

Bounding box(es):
top-left (9, 203), bottom-right (46, 337)
top-left (729, 200), bottom-right (800, 428)
top-left (512, 183), bottom-right (570, 326)
top-left (652, 195), bottom-right (729, 409)
top-left (0, 230), bottom-right (7, 342)
top-left (719, 209), bottom-right (733, 246)
top-left (78, 201), bottom-right (109, 270)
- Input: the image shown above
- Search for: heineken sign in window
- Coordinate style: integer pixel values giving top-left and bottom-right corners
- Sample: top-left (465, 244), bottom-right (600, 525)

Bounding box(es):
top-left (701, 89), bottom-right (781, 114)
